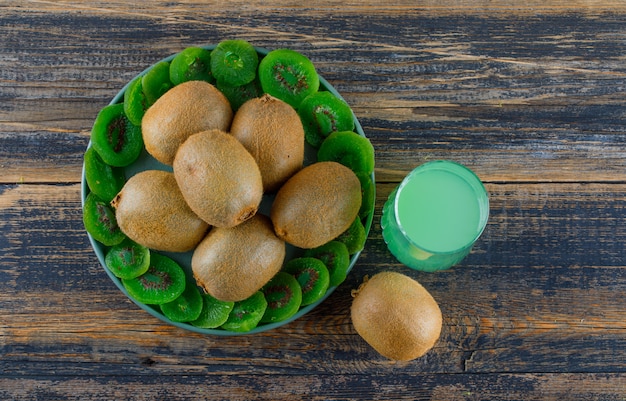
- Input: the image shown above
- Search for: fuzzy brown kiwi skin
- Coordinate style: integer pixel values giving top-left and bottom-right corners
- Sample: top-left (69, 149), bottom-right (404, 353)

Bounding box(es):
top-left (350, 272), bottom-right (442, 361)
top-left (230, 94), bottom-right (305, 192)
top-left (270, 161), bottom-right (362, 249)
top-left (191, 214), bottom-right (286, 302)
top-left (110, 170), bottom-right (209, 253)
top-left (142, 80), bottom-right (233, 165)
top-left (173, 129), bottom-right (263, 228)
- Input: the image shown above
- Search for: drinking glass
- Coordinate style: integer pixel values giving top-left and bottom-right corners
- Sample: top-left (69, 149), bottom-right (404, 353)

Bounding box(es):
top-left (381, 160), bottom-right (489, 272)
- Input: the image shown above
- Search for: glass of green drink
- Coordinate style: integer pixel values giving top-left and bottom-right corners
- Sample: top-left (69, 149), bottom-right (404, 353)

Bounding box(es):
top-left (381, 160), bottom-right (489, 272)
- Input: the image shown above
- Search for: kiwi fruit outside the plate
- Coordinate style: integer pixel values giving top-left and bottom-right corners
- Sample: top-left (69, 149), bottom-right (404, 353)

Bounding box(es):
top-left (122, 252), bottom-right (186, 305)
top-left (173, 129), bottom-right (263, 228)
top-left (192, 214), bottom-right (286, 303)
top-left (111, 170), bottom-right (209, 253)
top-left (230, 94), bottom-right (305, 192)
top-left (351, 272), bottom-right (442, 361)
top-left (141, 80), bottom-right (233, 165)
top-left (271, 161), bottom-right (362, 249)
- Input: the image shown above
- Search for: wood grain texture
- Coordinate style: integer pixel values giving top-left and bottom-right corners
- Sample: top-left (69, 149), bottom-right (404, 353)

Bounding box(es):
top-left (2, 1), bottom-right (626, 399)
top-left (2, 2), bottom-right (626, 183)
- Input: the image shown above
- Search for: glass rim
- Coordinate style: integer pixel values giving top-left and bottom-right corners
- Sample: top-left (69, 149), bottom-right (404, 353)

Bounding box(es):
top-left (393, 159), bottom-right (489, 255)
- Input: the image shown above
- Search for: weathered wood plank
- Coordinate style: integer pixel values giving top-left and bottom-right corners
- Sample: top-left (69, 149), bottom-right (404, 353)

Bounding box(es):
top-left (0, 373), bottom-right (625, 401)
top-left (1, 183), bottom-right (626, 376)
top-left (3, 1), bottom-right (626, 398)
top-left (2, 7), bottom-right (626, 183)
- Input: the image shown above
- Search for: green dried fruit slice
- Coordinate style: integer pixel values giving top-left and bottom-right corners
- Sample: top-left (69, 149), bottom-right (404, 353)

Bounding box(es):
top-left (210, 39), bottom-right (259, 86)
top-left (142, 61), bottom-right (173, 105)
top-left (283, 257), bottom-right (330, 306)
top-left (317, 130), bottom-right (375, 176)
top-left (83, 192), bottom-right (125, 247)
top-left (90, 103), bottom-right (143, 167)
top-left (221, 291), bottom-right (268, 332)
top-left (299, 91), bottom-right (355, 148)
top-left (216, 78), bottom-right (262, 112)
top-left (104, 238), bottom-right (150, 280)
top-left (260, 272), bottom-right (302, 324)
top-left (258, 48), bottom-right (319, 109)
top-left (357, 172), bottom-right (375, 221)
top-left (160, 282), bottom-right (203, 322)
top-left (83, 146), bottom-right (126, 203)
top-left (122, 253), bottom-right (186, 305)
top-left (304, 241), bottom-right (350, 287)
top-left (191, 293), bottom-right (235, 329)
top-left (123, 76), bottom-right (148, 126)
top-left (337, 217), bottom-right (367, 255)
top-left (169, 46), bottom-right (214, 85)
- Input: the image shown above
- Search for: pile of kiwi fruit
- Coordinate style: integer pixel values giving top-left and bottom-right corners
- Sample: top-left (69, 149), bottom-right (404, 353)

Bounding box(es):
top-left (82, 39), bottom-right (377, 334)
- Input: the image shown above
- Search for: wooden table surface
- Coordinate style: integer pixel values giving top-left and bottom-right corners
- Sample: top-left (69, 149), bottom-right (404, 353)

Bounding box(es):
top-left (2, 1), bottom-right (626, 399)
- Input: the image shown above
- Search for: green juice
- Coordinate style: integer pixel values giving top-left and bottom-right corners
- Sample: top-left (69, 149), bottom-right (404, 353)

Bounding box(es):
top-left (381, 160), bottom-right (489, 271)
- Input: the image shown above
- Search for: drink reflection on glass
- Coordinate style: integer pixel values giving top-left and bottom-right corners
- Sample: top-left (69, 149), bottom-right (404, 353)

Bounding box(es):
top-left (381, 160), bottom-right (489, 272)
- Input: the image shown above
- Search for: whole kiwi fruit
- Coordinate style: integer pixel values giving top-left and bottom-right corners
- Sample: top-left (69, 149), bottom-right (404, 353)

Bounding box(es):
top-left (230, 94), bottom-right (305, 192)
top-left (142, 80), bottom-right (233, 165)
top-left (270, 161), bottom-right (362, 249)
top-left (192, 214), bottom-right (286, 302)
top-left (173, 129), bottom-right (263, 228)
top-left (350, 271), bottom-right (442, 361)
top-left (111, 170), bottom-right (209, 252)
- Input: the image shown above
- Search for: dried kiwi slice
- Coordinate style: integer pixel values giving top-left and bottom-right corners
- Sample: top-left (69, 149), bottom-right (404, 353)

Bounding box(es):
top-left (122, 253), bottom-right (186, 305)
top-left (90, 103), bottom-right (143, 167)
top-left (191, 293), bottom-right (234, 329)
top-left (299, 91), bottom-right (355, 148)
top-left (216, 78), bottom-right (262, 111)
top-left (169, 46), bottom-right (214, 85)
top-left (210, 39), bottom-right (259, 86)
top-left (83, 192), bottom-right (125, 247)
top-left (123, 76), bottom-right (148, 126)
top-left (304, 240), bottom-right (350, 287)
top-left (221, 291), bottom-right (268, 332)
top-left (357, 172), bottom-right (375, 221)
top-left (260, 272), bottom-right (302, 324)
top-left (104, 238), bottom-right (150, 280)
top-left (283, 257), bottom-right (330, 306)
top-left (337, 217), bottom-right (367, 255)
top-left (142, 61), bottom-right (173, 105)
top-left (83, 146), bottom-right (125, 203)
top-left (258, 48), bottom-right (319, 109)
top-left (317, 130), bottom-right (375, 176)
top-left (160, 281), bottom-right (203, 322)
